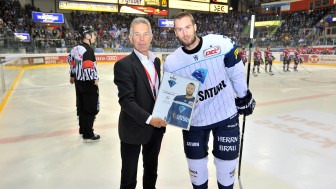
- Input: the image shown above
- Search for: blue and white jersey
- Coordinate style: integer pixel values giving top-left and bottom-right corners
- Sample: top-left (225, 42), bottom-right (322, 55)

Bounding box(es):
top-left (167, 95), bottom-right (195, 129)
top-left (164, 34), bottom-right (247, 127)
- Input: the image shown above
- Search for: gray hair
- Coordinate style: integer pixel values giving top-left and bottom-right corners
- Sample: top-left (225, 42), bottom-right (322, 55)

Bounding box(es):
top-left (129, 17), bottom-right (152, 36)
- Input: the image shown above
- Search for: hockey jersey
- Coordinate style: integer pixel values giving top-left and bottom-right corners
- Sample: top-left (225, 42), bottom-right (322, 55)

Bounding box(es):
top-left (166, 95), bottom-right (195, 129)
top-left (253, 51), bottom-right (262, 61)
top-left (163, 34), bottom-right (247, 127)
top-left (239, 50), bottom-right (247, 63)
top-left (264, 49), bottom-right (273, 61)
top-left (294, 50), bottom-right (301, 62)
top-left (283, 49), bottom-right (290, 60)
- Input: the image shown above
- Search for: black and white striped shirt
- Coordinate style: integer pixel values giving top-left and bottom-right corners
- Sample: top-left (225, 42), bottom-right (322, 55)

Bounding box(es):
top-left (67, 43), bottom-right (98, 81)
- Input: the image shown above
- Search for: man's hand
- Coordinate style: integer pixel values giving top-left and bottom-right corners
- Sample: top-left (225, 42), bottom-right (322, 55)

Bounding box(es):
top-left (70, 77), bottom-right (75, 84)
top-left (150, 117), bottom-right (168, 128)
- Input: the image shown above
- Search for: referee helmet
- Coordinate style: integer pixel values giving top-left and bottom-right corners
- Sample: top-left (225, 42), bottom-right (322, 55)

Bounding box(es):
top-left (79, 25), bottom-right (95, 39)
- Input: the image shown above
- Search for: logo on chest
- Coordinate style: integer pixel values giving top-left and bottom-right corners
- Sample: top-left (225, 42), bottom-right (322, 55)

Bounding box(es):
top-left (204, 46), bottom-right (221, 57)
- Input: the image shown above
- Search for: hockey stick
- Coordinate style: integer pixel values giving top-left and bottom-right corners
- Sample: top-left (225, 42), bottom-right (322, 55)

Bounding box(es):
top-left (271, 63), bottom-right (282, 74)
top-left (258, 63), bottom-right (276, 76)
top-left (238, 14), bottom-right (255, 189)
top-left (299, 63), bottom-right (311, 73)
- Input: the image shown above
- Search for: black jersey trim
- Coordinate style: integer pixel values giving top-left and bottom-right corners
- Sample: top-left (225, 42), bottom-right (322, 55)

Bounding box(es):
top-left (182, 37), bottom-right (203, 54)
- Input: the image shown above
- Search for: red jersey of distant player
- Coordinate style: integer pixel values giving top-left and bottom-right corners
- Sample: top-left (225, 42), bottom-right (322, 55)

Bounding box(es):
top-left (239, 48), bottom-right (247, 64)
top-left (253, 49), bottom-right (262, 62)
top-left (264, 48), bottom-right (273, 62)
top-left (294, 49), bottom-right (302, 63)
top-left (283, 48), bottom-right (290, 60)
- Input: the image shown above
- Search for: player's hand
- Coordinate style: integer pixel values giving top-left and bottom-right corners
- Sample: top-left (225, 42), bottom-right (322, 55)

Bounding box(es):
top-left (150, 117), bottom-right (168, 128)
top-left (94, 80), bottom-right (99, 86)
top-left (235, 90), bottom-right (256, 116)
top-left (70, 77), bottom-right (75, 84)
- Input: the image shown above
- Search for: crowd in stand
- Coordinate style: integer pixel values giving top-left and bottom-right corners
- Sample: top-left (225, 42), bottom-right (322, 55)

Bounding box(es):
top-left (0, 0), bottom-right (335, 54)
top-left (68, 11), bottom-right (252, 50)
top-left (269, 7), bottom-right (334, 47)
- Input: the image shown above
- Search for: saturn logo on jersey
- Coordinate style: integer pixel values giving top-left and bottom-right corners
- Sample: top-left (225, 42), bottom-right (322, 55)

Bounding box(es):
top-left (192, 68), bottom-right (208, 84)
top-left (204, 46), bottom-right (221, 57)
top-left (198, 80), bottom-right (226, 101)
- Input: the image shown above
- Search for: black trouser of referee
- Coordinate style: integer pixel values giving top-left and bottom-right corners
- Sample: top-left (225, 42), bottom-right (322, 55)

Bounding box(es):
top-left (74, 80), bottom-right (83, 134)
top-left (76, 80), bottom-right (99, 139)
top-left (120, 129), bottom-right (164, 189)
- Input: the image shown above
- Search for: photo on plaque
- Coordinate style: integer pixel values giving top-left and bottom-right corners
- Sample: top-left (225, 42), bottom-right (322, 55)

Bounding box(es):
top-left (152, 72), bottom-right (200, 130)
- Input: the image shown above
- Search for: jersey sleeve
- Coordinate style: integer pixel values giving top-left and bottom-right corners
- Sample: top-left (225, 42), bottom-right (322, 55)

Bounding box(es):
top-left (224, 44), bottom-right (242, 68)
top-left (67, 52), bottom-right (75, 77)
top-left (224, 44), bottom-right (247, 98)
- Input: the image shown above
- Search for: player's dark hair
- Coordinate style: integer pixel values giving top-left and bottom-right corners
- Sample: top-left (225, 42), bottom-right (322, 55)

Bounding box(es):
top-left (173, 12), bottom-right (195, 25)
top-left (188, 83), bottom-right (195, 86)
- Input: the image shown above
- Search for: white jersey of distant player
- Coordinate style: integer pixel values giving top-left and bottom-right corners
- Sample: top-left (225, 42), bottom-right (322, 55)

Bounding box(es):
top-left (164, 34), bottom-right (247, 127)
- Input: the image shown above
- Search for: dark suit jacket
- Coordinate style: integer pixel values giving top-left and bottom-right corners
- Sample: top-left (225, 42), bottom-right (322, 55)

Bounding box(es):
top-left (114, 51), bottom-right (165, 145)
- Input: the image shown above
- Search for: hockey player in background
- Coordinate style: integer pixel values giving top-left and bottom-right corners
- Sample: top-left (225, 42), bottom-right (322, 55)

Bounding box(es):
top-left (293, 48), bottom-right (302, 71)
top-left (67, 26), bottom-right (100, 142)
top-left (166, 83), bottom-right (196, 129)
top-left (264, 46), bottom-right (274, 75)
top-left (239, 47), bottom-right (247, 65)
top-left (283, 46), bottom-right (291, 72)
top-left (163, 12), bottom-right (256, 189)
top-left (253, 46), bottom-right (263, 76)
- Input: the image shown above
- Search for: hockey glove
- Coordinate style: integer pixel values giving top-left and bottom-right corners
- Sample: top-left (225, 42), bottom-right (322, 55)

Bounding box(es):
top-left (235, 90), bottom-right (256, 116)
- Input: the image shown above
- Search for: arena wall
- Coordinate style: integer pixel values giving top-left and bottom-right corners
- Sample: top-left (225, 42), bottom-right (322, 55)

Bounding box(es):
top-left (1, 52), bottom-right (335, 111)
top-left (1, 52), bottom-right (336, 66)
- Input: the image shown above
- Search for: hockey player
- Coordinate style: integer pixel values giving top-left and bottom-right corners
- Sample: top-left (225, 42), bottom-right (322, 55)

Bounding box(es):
top-left (293, 48), bottom-right (302, 71)
top-left (67, 26), bottom-right (100, 142)
top-left (253, 46), bottom-right (263, 76)
top-left (283, 46), bottom-right (291, 72)
top-left (239, 47), bottom-right (247, 65)
top-left (163, 12), bottom-right (256, 189)
top-left (166, 83), bottom-right (196, 129)
top-left (264, 46), bottom-right (274, 75)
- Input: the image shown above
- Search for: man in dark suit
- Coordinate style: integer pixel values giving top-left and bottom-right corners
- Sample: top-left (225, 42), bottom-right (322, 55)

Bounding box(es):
top-left (113, 17), bottom-right (168, 189)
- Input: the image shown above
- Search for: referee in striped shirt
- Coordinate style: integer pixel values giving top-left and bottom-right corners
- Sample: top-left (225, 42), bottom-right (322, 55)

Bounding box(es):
top-left (67, 26), bottom-right (100, 142)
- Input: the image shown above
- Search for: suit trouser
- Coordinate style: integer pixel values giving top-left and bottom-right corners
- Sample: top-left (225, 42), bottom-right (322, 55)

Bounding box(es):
top-left (76, 81), bottom-right (99, 138)
top-left (120, 129), bottom-right (164, 189)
